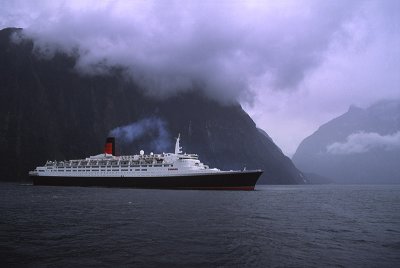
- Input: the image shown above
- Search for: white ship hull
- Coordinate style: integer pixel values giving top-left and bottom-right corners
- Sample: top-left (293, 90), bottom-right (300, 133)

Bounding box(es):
top-left (29, 135), bottom-right (263, 190)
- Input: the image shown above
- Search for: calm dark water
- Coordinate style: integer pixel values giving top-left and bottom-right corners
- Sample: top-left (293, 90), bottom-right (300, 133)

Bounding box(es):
top-left (1, 183), bottom-right (399, 267)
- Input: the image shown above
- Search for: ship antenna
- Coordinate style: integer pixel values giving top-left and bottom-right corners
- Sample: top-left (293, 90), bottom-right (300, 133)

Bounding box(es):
top-left (175, 133), bottom-right (183, 154)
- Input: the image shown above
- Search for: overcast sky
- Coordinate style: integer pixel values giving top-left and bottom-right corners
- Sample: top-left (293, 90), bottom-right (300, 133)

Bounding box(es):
top-left (1, 0), bottom-right (399, 156)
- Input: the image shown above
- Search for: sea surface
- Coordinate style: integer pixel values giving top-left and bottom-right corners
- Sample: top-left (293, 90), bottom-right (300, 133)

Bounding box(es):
top-left (0, 183), bottom-right (399, 267)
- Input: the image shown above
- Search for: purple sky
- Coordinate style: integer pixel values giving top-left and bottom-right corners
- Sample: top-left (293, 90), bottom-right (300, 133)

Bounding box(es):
top-left (1, 0), bottom-right (399, 156)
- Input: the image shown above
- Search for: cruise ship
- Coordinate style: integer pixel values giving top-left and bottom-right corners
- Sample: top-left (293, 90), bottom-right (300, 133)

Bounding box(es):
top-left (29, 135), bottom-right (262, 190)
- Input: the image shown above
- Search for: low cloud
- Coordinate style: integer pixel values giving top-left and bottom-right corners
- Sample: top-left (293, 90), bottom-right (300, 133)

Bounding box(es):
top-left (2, 0), bottom-right (399, 155)
top-left (3, 0), bottom-right (373, 103)
top-left (326, 131), bottom-right (400, 155)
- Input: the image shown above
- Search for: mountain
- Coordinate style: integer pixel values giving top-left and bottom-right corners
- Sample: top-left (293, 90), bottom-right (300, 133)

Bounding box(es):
top-left (0, 27), bottom-right (305, 184)
top-left (292, 100), bottom-right (400, 184)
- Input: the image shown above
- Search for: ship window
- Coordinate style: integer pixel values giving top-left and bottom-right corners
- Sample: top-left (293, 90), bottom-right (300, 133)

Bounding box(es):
top-left (141, 169), bottom-right (147, 171)
top-left (135, 169), bottom-right (140, 171)
top-left (122, 169), bottom-right (128, 171)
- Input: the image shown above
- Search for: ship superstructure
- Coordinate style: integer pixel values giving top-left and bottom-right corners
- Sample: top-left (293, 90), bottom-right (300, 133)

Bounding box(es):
top-left (29, 135), bottom-right (262, 190)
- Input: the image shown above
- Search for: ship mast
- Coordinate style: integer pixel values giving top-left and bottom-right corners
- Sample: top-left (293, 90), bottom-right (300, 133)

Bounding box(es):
top-left (175, 133), bottom-right (183, 154)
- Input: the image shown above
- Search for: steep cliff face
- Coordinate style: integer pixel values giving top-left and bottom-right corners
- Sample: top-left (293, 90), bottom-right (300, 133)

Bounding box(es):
top-left (0, 28), bottom-right (304, 184)
top-left (292, 100), bottom-right (400, 184)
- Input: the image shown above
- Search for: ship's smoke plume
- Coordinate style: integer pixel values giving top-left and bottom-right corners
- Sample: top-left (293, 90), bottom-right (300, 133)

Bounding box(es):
top-left (110, 117), bottom-right (171, 153)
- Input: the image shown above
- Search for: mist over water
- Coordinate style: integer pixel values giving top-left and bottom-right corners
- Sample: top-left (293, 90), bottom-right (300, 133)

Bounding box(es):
top-left (1, 184), bottom-right (399, 267)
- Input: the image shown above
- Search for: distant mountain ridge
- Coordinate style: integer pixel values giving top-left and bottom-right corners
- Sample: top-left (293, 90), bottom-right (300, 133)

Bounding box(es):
top-left (0, 27), bottom-right (305, 184)
top-left (292, 100), bottom-right (400, 184)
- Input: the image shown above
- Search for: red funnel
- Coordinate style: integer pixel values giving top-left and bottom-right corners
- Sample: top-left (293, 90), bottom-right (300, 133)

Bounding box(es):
top-left (104, 137), bottom-right (115, 155)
